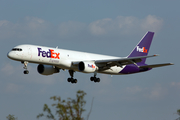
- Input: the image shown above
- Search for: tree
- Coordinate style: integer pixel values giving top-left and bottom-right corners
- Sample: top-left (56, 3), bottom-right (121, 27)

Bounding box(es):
top-left (6, 114), bottom-right (18, 120)
top-left (175, 109), bottom-right (180, 120)
top-left (37, 90), bottom-right (91, 120)
top-left (177, 109), bottom-right (180, 116)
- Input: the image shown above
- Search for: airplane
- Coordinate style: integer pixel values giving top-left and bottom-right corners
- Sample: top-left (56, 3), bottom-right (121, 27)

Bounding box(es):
top-left (7, 31), bottom-right (173, 84)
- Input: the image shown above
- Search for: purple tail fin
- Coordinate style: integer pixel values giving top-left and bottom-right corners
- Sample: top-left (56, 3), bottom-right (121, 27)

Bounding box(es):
top-left (128, 31), bottom-right (154, 63)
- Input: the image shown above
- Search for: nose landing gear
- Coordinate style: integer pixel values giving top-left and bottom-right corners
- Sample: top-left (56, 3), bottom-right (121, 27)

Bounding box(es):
top-left (22, 61), bottom-right (29, 74)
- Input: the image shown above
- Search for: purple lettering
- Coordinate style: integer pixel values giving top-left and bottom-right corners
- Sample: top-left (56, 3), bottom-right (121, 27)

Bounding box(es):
top-left (42, 51), bottom-right (46, 57)
top-left (38, 48), bottom-right (42, 56)
top-left (46, 50), bottom-right (51, 58)
top-left (37, 47), bottom-right (60, 59)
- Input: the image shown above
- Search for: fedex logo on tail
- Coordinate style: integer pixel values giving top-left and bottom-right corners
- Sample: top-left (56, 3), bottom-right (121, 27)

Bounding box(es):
top-left (136, 46), bottom-right (148, 53)
top-left (37, 48), bottom-right (60, 59)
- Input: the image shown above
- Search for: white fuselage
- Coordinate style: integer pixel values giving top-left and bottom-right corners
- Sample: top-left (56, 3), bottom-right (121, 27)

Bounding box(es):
top-left (8, 44), bottom-right (125, 75)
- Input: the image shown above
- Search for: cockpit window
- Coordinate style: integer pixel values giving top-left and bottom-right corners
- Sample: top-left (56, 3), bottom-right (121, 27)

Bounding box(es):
top-left (12, 48), bottom-right (22, 51)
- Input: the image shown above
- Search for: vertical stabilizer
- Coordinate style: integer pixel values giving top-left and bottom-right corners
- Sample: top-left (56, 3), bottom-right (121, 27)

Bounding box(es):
top-left (128, 31), bottom-right (154, 63)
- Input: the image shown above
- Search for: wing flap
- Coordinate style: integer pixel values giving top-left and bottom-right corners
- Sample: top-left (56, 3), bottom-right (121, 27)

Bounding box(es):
top-left (139, 63), bottom-right (174, 69)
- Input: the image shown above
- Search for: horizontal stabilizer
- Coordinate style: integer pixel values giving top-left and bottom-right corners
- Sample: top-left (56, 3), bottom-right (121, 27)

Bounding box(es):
top-left (139, 63), bottom-right (174, 69)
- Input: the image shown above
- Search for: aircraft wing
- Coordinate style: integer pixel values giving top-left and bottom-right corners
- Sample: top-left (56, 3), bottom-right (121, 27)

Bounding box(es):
top-left (94, 54), bottom-right (158, 70)
top-left (95, 55), bottom-right (158, 65)
top-left (72, 54), bottom-right (158, 70)
top-left (139, 63), bottom-right (174, 69)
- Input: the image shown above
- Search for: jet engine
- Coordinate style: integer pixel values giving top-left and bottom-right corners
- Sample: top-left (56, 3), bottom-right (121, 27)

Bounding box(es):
top-left (78, 61), bottom-right (98, 73)
top-left (37, 64), bottom-right (59, 75)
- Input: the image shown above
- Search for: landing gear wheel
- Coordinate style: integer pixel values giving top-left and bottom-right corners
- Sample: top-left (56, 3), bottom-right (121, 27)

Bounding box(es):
top-left (73, 79), bottom-right (77, 83)
top-left (68, 70), bottom-right (78, 84)
top-left (94, 78), bottom-right (97, 82)
top-left (70, 78), bottom-right (77, 84)
top-left (91, 72), bottom-right (100, 83)
top-left (96, 78), bottom-right (100, 82)
top-left (67, 77), bottom-right (78, 84)
top-left (74, 79), bottom-right (77, 83)
top-left (90, 77), bottom-right (100, 83)
top-left (67, 78), bottom-right (71, 82)
top-left (90, 77), bottom-right (94, 81)
top-left (24, 70), bottom-right (29, 74)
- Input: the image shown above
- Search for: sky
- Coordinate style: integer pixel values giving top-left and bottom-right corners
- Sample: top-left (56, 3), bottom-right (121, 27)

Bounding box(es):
top-left (0, 0), bottom-right (180, 120)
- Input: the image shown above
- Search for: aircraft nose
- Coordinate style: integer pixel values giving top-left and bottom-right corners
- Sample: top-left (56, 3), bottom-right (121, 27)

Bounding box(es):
top-left (7, 51), bottom-right (13, 59)
top-left (7, 52), bottom-right (11, 58)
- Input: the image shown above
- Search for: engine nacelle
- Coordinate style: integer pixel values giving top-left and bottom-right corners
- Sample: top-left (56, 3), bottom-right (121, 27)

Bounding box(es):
top-left (37, 64), bottom-right (59, 75)
top-left (78, 61), bottom-right (98, 73)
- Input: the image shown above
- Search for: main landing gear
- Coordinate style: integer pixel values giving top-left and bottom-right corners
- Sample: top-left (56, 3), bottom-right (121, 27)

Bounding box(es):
top-left (90, 72), bottom-right (100, 83)
top-left (22, 61), bottom-right (29, 74)
top-left (67, 71), bottom-right (100, 84)
top-left (67, 70), bottom-right (77, 84)
top-left (90, 77), bottom-right (100, 82)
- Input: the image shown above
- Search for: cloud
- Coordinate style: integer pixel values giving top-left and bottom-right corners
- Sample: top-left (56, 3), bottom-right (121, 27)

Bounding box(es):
top-left (88, 18), bottom-right (112, 35)
top-left (125, 86), bottom-right (142, 94)
top-left (5, 83), bottom-right (23, 93)
top-left (141, 15), bottom-right (163, 32)
top-left (171, 82), bottom-right (180, 88)
top-left (92, 83), bottom-right (168, 103)
top-left (57, 21), bottom-right (86, 37)
top-left (0, 15), bottom-right (163, 42)
top-left (0, 20), bottom-right (9, 26)
top-left (88, 15), bottom-right (163, 35)
top-left (25, 16), bottom-right (45, 27)
top-left (1, 63), bottom-right (15, 75)
top-left (0, 16), bottom-right (52, 42)
top-left (144, 83), bottom-right (167, 100)
top-left (23, 16), bottom-right (48, 36)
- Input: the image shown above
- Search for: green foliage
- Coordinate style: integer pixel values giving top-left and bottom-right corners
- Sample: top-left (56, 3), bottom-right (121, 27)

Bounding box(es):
top-left (6, 114), bottom-right (18, 120)
top-left (37, 90), bottom-right (87, 120)
top-left (177, 109), bottom-right (180, 116)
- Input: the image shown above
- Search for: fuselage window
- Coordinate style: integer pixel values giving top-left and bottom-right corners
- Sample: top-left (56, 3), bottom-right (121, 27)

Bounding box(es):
top-left (12, 48), bottom-right (22, 51)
